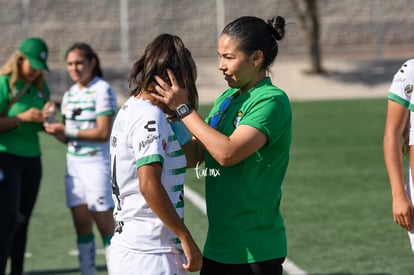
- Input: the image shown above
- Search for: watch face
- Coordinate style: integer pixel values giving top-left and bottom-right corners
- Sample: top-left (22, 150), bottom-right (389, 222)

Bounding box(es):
top-left (177, 105), bottom-right (188, 116)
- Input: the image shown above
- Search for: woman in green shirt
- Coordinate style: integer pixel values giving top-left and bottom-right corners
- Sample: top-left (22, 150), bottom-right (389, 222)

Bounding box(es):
top-left (0, 37), bottom-right (52, 275)
top-left (153, 16), bottom-right (291, 275)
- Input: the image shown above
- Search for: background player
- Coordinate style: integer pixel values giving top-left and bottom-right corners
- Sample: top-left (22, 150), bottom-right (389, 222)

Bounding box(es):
top-left (384, 59), bottom-right (414, 253)
top-left (44, 42), bottom-right (117, 274)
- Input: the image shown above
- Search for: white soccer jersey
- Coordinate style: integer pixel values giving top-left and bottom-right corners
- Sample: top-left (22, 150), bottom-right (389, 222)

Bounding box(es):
top-left (61, 76), bottom-right (117, 157)
top-left (109, 97), bottom-right (186, 254)
top-left (404, 60), bottom-right (414, 147)
top-left (388, 59), bottom-right (414, 108)
top-left (390, 59), bottom-right (414, 252)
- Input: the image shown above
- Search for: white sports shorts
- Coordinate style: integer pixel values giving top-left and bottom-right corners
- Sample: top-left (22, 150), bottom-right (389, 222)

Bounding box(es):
top-left (107, 240), bottom-right (187, 275)
top-left (65, 155), bottom-right (114, 211)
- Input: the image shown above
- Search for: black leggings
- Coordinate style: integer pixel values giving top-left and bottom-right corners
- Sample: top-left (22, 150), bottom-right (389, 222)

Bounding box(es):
top-left (0, 153), bottom-right (42, 275)
top-left (200, 256), bottom-right (285, 275)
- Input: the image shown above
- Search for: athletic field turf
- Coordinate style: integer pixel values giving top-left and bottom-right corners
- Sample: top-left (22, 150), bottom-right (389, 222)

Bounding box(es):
top-left (12, 98), bottom-right (413, 274)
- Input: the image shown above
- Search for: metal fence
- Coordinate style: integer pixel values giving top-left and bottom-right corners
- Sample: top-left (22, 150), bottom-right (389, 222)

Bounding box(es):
top-left (2, 0), bottom-right (414, 68)
top-left (2, 0), bottom-right (414, 102)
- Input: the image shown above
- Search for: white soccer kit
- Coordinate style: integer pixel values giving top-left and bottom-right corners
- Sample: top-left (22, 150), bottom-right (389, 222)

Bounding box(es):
top-left (108, 97), bottom-right (187, 274)
top-left (389, 59), bottom-right (414, 252)
top-left (61, 76), bottom-right (117, 210)
top-left (388, 59), bottom-right (414, 107)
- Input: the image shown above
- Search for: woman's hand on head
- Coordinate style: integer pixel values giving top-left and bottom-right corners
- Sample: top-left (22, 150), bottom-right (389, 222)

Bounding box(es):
top-left (152, 69), bottom-right (190, 111)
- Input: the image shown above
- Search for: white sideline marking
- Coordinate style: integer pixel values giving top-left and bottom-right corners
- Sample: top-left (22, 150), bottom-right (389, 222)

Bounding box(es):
top-left (184, 186), bottom-right (308, 275)
top-left (283, 258), bottom-right (308, 275)
top-left (185, 186), bottom-right (207, 215)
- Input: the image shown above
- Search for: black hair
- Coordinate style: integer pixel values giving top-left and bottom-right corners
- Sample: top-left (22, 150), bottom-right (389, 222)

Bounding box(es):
top-left (128, 33), bottom-right (198, 109)
top-left (65, 42), bottom-right (103, 77)
top-left (222, 16), bottom-right (286, 70)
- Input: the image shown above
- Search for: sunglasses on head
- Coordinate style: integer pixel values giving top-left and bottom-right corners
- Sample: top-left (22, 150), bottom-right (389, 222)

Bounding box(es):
top-left (209, 96), bottom-right (234, 129)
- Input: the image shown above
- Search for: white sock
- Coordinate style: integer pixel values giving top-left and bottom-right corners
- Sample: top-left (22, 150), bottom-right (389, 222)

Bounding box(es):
top-left (105, 245), bottom-right (111, 274)
top-left (78, 240), bottom-right (96, 275)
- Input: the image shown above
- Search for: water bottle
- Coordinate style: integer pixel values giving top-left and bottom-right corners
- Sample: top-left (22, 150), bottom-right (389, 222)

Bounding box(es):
top-left (47, 106), bottom-right (56, 123)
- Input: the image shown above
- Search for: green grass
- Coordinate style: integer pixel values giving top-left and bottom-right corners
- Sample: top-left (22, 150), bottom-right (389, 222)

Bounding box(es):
top-left (282, 98), bottom-right (412, 274)
top-left (17, 98), bottom-right (414, 274)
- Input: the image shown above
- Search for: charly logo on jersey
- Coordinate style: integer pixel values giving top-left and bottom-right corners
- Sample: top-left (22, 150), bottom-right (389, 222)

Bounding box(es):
top-left (233, 111), bottom-right (243, 128)
top-left (404, 84), bottom-right (413, 95)
top-left (71, 108), bottom-right (83, 120)
top-left (139, 134), bottom-right (160, 151)
top-left (111, 136), bottom-right (117, 148)
top-left (144, 120), bottom-right (156, 132)
top-left (97, 196), bottom-right (105, 205)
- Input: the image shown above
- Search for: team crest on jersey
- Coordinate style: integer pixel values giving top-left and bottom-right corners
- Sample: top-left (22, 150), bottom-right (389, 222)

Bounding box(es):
top-left (233, 111), bottom-right (243, 128)
top-left (162, 139), bottom-right (167, 152)
top-left (84, 92), bottom-right (95, 102)
top-left (404, 84), bottom-right (413, 95)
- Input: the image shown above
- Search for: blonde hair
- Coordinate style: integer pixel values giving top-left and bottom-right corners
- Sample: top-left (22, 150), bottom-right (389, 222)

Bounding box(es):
top-left (0, 51), bottom-right (44, 94)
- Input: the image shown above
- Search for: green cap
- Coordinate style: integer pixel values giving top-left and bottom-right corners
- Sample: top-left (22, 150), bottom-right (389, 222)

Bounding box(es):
top-left (18, 37), bottom-right (49, 71)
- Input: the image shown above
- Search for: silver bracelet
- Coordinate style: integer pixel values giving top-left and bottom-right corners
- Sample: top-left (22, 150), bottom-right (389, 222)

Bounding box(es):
top-left (64, 127), bottom-right (79, 138)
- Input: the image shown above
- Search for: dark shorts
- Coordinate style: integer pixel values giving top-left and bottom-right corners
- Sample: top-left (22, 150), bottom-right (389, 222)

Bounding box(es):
top-left (200, 256), bottom-right (285, 275)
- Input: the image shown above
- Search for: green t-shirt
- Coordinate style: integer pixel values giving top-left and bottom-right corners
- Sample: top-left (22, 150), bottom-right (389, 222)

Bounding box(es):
top-left (0, 75), bottom-right (50, 157)
top-left (203, 77), bottom-right (292, 264)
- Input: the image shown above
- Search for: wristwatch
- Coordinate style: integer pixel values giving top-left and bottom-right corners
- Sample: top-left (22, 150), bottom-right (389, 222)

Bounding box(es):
top-left (176, 104), bottom-right (193, 118)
